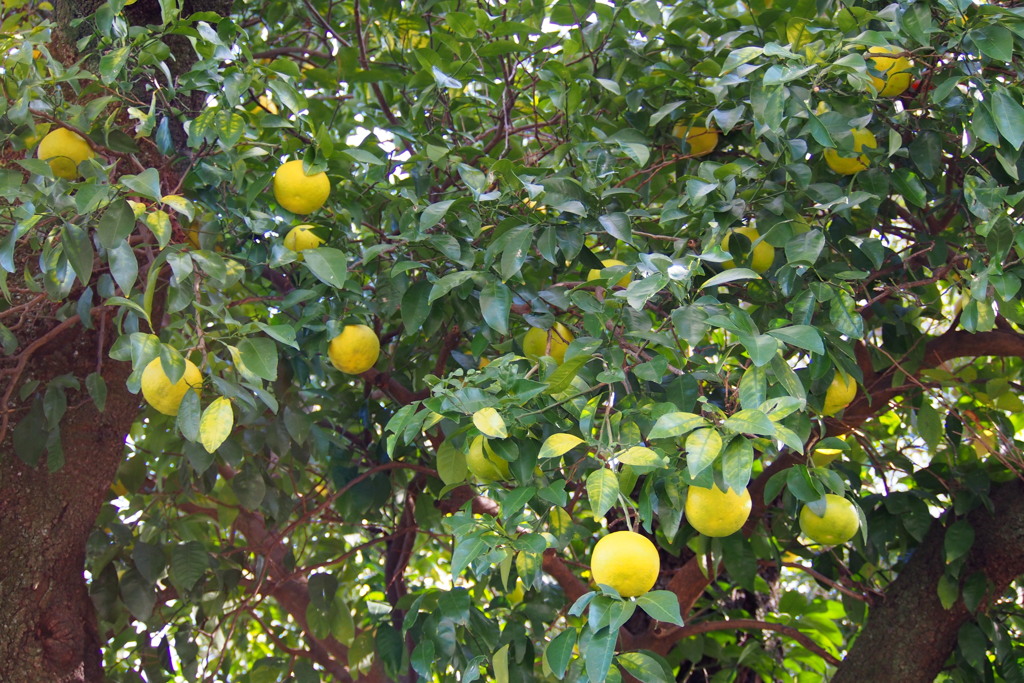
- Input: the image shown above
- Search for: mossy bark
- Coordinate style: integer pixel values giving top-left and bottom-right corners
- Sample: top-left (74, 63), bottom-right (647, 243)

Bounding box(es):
top-left (0, 308), bottom-right (135, 683)
top-left (834, 479), bottom-right (1024, 681)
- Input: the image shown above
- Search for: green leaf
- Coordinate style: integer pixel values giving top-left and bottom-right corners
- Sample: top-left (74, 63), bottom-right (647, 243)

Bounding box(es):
top-left (232, 466), bottom-right (267, 511)
top-left (119, 568), bottom-right (156, 621)
top-left (701, 268), bottom-right (760, 289)
top-left (108, 241), bottom-right (138, 295)
top-left (62, 224), bottom-right (93, 285)
top-left (648, 412), bottom-right (706, 439)
top-left (437, 440), bottom-right (467, 485)
top-left (585, 626), bottom-right (617, 683)
top-left (303, 247), bottom-right (348, 288)
top-left (970, 25), bottom-right (1014, 63)
top-left (176, 389), bottom-right (201, 442)
top-left (170, 541), bottom-right (208, 591)
top-left (99, 45), bottom-right (131, 83)
top-left (990, 90), bottom-right (1024, 150)
top-left (721, 438), bottom-right (754, 493)
top-left (686, 428), bottom-right (723, 479)
top-left (451, 531), bottom-right (489, 577)
top-left (944, 520), bottom-right (975, 564)
top-left (421, 199), bottom-right (456, 230)
top-left (132, 542), bottom-right (166, 583)
top-left (499, 226), bottom-right (532, 281)
top-left (257, 323), bottom-right (298, 349)
top-left (97, 199), bottom-right (136, 249)
top-left (545, 628), bottom-right (577, 680)
top-left (480, 280), bottom-right (511, 334)
top-left (428, 271), bottom-right (477, 303)
top-left (587, 468), bottom-right (619, 518)
top-left (544, 352), bottom-right (593, 395)
top-left (766, 325), bottom-right (824, 354)
top-left (829, 290), bottom-right (864, 338)
top-left (121, 168), bottom-right (162, 201)
top-left (635, 590), bottom-right (684, 626)
top-left (86, 372), bottom-right (107, 412)
top-left (721, 46), bottom-right (764, 74)
top-left (539, 433), bottom-right (585, 459)
top-left (937, 572), bottom-right (959, 610)
top-left (598, 212), bottom-right (633, 245)
top-left (723, 410), bottom-right (776, 436)
top-left (332, 595), bottom-right (356, 645)
top-left (199, 397), bottom-right (233, 453)
top-left (238, 337), bottom-right (278, 381)
top-left (616, 652), bottom-right (672, 683)
top-left (917, 403), bottom-right (943, 452)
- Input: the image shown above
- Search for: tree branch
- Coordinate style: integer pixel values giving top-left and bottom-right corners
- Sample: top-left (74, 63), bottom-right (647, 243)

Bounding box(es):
top-left (656, 618), bottom-right (842, 667)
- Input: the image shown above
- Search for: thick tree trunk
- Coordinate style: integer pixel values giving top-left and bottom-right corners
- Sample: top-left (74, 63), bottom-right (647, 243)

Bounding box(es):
top-left (834, 478), bottom-right (1024, 682)
top-left (0, 308), bottom-right (136, 683)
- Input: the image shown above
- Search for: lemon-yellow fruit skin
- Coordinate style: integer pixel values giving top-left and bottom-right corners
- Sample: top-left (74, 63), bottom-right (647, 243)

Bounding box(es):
top-left (822, 372), bottom-right (857, 416)
top-left (590, 530), bottom-right (660, 597)
top-left (328, 324), bottom-right (380, 374)
top-left (972, 429), bottom-right (996, 457)
top-left (587, 259), bottom-right (632, 288)
top-left (866, 46), bottom-right (912, 97)
top-left (722, 226), bottom-right (775, 273)
top-left (522, 323), bottom-right (574, 364)
top-left (799, 494), bottom-right (860, 545)
top-left (824, 128), bottom-right (877, 175)
top-left (466, 435), bottom-right (512, 482)
top-left (284, 224), bottom-right (324, 253)
top-left (273, 160), bottom-right (330, 214)
top-left (37, 128), bottom-right (95, 179)
top-left (673, 123), bottom-right (719, 157)
top-left (685, 484), bottom-right (752, 537)
top-left (141, 357), bottom-right (202, 416)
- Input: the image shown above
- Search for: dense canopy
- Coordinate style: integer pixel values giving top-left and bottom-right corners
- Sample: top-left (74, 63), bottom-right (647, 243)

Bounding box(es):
top-left (3, 0), bottom-right (1024, 681)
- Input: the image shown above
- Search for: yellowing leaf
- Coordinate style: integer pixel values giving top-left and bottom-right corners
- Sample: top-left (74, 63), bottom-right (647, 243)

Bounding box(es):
top-left (160, 194), bottom-right (195, 220)
top-left (616, 446), bottom-right (667, 468)
top-left (199, 397), bottom-right (233, 453)
top-left (472, 407), bottom-right (507, 438)
top-left (539, 433), bottom-right (585, 459)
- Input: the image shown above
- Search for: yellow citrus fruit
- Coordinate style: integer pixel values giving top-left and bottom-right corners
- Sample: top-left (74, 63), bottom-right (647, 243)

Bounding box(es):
top-left (507, 579), bottom-right (526, 604)
top-left (37, 128), bottom-right (95, 180)
top-left (799, 494), bottom-right (860, 545)
top-left (255, 94), bottom-right (278, 115)
top-left (722, 226), bottom-right (775, 273)
top-left (824, 128), bottom-right (877, 175)
top-left (812, 436), bottom-right (846, 467)
top-left (283, 224), bottom-right (324, 253)
top-left (590, 530), bottom-right (660, 597)
top-left (328, 324), bottom-right (380, 374)
top-left (586, 259), bottom-right (632, 288)
top-left (141, 357), bottom-right (202, 416)
top-left (522, 323), bottom-right (574, 364)
top-left (972, 428), bottom-right (996, 457)
top-left (273, 160), bottom-right (330, 214)
top-left (822, 372), bottom-right (857, 416)
top-left (466, 435), bottom-right (512, 482)
top-left (685, 484), bottom-right (752, 537)
top-left (866, 46), bottom-right (912, 97)
top-left (673, 123), bottom-right (719, 157)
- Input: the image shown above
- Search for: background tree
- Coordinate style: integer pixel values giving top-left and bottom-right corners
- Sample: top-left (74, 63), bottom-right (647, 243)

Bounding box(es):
top-left (3, 0), bottom-right (1024, 681)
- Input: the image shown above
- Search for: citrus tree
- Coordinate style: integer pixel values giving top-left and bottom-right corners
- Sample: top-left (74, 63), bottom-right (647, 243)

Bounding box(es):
top-left (3, 0), bottom-right (1024, 681)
